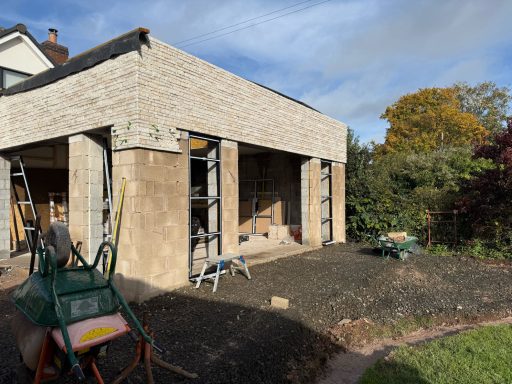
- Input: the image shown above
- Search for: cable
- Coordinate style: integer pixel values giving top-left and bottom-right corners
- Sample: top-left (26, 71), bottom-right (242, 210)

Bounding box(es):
top-left (175, 0), bottom-right (331, 49)
top-left (173, 0), bottom-right (315, 46)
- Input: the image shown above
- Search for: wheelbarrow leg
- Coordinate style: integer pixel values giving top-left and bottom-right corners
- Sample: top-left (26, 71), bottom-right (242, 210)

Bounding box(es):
top-left (90, 359), bottom-right (105, 384)
top-left (112, 335), bottom-right (142, 384)
top-left (34, 330), bottom-right (51, 384)
top-left (144, 340), bottom-right (154, 384)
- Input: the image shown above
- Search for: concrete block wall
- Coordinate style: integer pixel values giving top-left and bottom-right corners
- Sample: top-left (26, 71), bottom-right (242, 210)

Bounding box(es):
top-left (308, 159), bottom-right (322, 246)
top-left (301, 158), bottom-right (322, 247)
top-left (332, 162), bottom-right (346, 243)
top-left (301, 159), bottom-right (310, 245)
top-left (0, 156), bottom-right (10, 259)
top-left (221, 140), bottom-right (239, 254)
top-left (0, 30), bottom-right (348, 297)
top-left (111, 137), bottom-right (190, 303)
top-left (137, 37), bottom-right (348, 163)
top-left (68, 134), bottom-right (104, 262)
top-left (239, 152), bottom-right (302, 225)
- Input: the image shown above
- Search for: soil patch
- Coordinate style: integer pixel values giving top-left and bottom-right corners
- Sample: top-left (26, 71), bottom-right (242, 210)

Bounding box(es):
top-left (0, 243), bottom-right (511, 383)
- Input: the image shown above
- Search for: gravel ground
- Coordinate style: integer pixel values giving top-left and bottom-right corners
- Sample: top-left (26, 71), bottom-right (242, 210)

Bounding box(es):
top-left (1, 243), bottom-right (511, 383)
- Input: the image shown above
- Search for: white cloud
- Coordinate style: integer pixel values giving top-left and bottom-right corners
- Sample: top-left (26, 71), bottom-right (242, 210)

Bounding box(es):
top-left (2, 0), bottom-right (511, 143)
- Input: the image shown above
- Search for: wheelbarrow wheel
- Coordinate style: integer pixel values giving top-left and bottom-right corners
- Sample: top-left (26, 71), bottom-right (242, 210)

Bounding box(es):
top-left (409, 243), bottom-right (422, 255)
top-left (45, 222), bottom-right (72, 268)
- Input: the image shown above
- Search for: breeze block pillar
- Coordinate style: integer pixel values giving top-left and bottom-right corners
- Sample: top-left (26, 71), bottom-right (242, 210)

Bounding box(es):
top-left (301, 157), bottom-right (322, 246)
top-left (332, 162), bottom-right (346, 243)
top-left (68, 134), bottom-right (104, 263)
top-left (112, 137), bottom-right (189, 303)
top-left (221, 139), bottom-right (239, 255)
top-left (0, 155), bottom-right (10, 259)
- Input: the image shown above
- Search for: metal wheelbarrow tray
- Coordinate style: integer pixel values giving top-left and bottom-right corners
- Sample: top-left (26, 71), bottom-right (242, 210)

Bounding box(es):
top-left (378, 236), bottom-right (418, 260)
top-left (11, 239), bottom-right (155, 380)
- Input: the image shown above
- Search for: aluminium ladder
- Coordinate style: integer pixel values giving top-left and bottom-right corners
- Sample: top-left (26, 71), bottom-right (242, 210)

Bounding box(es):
top-left (10, 156), bottom-right (43, 253)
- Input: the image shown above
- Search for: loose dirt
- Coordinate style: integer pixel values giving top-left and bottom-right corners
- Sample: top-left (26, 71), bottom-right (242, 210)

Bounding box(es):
top-left (0, 243), bottom-right (511, 383)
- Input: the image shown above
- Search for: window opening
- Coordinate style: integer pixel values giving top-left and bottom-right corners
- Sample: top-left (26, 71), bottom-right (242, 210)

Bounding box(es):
top-left (189, 135), bottom-right (222, 276)
top-left (321, 161), bottom-right (333, 243)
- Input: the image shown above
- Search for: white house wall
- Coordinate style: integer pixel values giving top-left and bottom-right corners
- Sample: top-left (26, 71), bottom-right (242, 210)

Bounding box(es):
top-left (0, 33), bottom-right (53, 74)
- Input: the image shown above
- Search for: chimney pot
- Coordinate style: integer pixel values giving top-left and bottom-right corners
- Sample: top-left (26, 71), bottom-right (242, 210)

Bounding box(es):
top-left (42, 28), bottom-right (68, 64)
top-left (48, 28), bottom-right (58, 43)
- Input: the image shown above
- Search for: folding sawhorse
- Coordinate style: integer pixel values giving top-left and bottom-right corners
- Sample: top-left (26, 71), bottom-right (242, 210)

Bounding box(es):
top-left (195, 253), bottom-right (251, 292)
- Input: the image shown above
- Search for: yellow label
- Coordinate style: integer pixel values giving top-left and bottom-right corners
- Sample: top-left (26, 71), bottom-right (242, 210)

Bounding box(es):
top-left (79, 327), bottom-right (117, 343)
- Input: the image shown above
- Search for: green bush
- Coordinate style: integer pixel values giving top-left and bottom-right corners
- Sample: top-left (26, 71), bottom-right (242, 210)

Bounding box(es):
top-left (425, 244), bottom-right (453, 256)
top-left (346, 132), bottom-right (490, 242)
top-left (459, 239), bottom-right (510, 259)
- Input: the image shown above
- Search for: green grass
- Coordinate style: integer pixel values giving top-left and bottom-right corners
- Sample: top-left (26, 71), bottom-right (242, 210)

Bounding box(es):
top-left (360, 324), bottom-right (512, 384)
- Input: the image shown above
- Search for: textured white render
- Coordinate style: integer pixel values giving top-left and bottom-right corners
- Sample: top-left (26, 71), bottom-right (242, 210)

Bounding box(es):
top-left (0, 34), bottom-right (346, 163)
top-left (138, 37), bottom-right (347, 163)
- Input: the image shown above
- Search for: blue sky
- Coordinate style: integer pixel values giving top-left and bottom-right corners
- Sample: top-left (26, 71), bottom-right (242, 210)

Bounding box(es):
top-left (2, 0), bottom-right (512, 143)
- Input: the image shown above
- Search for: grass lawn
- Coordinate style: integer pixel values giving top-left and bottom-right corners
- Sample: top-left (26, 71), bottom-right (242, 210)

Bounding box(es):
top-left (360, 324), bottom-right (512, 384)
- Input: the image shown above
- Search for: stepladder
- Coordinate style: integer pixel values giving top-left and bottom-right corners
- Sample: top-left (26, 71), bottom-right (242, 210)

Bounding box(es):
top-left (195, 253), bottom-right (251, 293)
top-left (10, 155), bottom-right (43, 253)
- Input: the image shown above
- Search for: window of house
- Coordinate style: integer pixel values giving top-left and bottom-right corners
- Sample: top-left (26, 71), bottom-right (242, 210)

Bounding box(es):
top-left (0, 68), bottom-right (30, 89)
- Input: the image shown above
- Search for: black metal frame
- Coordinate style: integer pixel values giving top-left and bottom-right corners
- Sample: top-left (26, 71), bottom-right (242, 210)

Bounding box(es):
top-left (188, 134), bottom-right (222, 278)
top-left (320, 160), bottom-right (333, 243)
top-left (239, 179), bottom-right (275, 234)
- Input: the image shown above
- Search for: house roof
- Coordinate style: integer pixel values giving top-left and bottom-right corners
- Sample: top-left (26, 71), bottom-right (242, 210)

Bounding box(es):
top-left (1, 27), bottom-right (150, 96)
top-left (0, 23), bottom-right (57, 66)
top-left (1, 26), bottom-right (317, 112)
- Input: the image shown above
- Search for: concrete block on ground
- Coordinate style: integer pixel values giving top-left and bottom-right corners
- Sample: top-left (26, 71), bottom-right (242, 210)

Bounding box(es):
top-left (271, 296), bottom-right (289, 309)
top-left (268, 225), bottom-right (291, 240)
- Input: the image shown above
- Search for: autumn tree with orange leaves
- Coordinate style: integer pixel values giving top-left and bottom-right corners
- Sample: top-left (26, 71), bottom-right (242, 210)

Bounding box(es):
top-left (379, 87), bottom-right (488, 154)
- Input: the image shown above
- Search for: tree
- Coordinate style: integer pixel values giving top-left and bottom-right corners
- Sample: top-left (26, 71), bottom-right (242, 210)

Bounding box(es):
top-left (459, 118), bottom-right (512, 249)
top-left (345, 129), bottom-right (492, 241)
top-left (379, 87), bottom-right (488, 154)
top-left (454, 81), bottom-right (511, 135)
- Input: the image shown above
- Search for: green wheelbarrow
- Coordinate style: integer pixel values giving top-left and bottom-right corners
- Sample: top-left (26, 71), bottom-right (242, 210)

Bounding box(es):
top-left (378, 235), bottom-right (418, 260)
top-left (10, 222), bottom-right (159, 382)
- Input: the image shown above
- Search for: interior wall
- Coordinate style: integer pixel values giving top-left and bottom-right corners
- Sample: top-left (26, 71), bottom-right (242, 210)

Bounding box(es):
top-left (238, 151), bottom-right (302, 226)
top-left (10, 169), bottom-right (68, 249)
top-left (9, 144), bottom-right (69, 250)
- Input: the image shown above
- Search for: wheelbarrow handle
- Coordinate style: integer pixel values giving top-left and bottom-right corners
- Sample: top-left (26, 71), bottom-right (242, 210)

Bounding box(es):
top-left (46, 247), bottom-right (83, 378)
top-left (127, 330), bottom-right (166, 354)
top-left (152, 341), bottom-right (165, 354)
top-left (72, 364), bottom-right (86, 381)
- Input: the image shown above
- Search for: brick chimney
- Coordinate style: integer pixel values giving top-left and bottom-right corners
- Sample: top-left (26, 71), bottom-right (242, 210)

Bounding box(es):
top-left (41, 28), bottom-right (69, 64)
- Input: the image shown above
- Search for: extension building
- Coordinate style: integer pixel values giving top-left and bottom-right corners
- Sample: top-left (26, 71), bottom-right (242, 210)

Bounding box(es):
top-left (0, 27), bottom-right (347, 301)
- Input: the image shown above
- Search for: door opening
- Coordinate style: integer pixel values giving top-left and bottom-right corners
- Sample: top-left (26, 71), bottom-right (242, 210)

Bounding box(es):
top-left (189, 135), bottom-right (222, 276)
